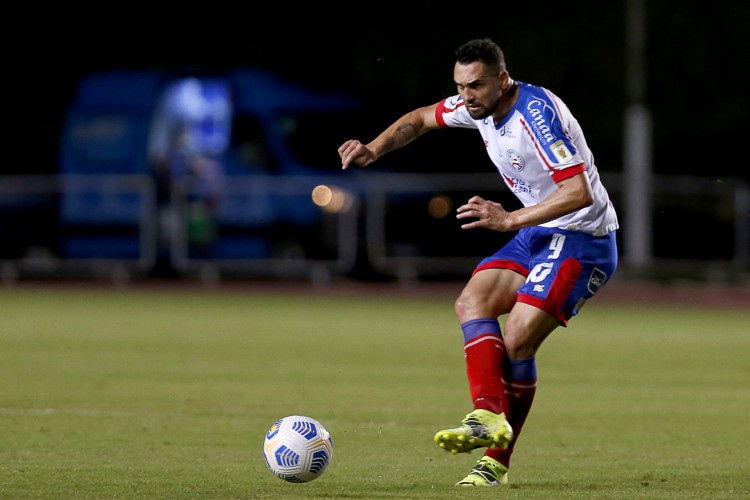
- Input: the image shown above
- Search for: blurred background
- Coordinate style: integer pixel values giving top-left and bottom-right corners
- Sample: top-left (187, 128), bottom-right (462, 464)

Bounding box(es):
top-left (2, 0), bottom-right (748, 285)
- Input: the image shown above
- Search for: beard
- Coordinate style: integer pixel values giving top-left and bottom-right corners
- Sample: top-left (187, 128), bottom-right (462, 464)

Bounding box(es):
top-left (466, 97), bottom-right (500, 120)
top-left (467, 106), bottom-right (492, 120)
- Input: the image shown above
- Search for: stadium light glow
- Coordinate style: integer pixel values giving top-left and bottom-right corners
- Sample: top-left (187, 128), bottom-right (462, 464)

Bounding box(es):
top-left (311, 185), bottom-right (353, 213)
top-left (428, 194), bottom-right (453, 219)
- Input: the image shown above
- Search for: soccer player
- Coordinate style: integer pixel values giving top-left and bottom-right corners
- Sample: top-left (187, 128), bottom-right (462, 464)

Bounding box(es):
top-left (338, 38), bottom-right (619, 486)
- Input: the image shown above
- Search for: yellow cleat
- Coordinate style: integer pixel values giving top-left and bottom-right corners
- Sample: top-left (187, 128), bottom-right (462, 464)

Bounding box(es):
top-left (456, 456), bottom-right (509, 486)
top-left (434, 409), bottom-right (513, 454)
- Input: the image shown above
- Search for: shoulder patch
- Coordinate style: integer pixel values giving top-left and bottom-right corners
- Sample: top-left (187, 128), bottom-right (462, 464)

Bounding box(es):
top-left (551, 140), bottom-right (572, 163)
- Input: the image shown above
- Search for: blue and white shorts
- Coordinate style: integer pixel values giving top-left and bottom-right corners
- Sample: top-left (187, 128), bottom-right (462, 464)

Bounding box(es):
top-left (473, 226), bottom-right (618, 325)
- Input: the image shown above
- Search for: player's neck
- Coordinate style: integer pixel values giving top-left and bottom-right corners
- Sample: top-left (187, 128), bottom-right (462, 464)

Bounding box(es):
top-left (492, 81), bottom-right (519, 124)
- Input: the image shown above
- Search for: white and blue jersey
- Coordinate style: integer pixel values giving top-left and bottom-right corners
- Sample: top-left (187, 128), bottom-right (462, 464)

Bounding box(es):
top-left (435, 82), bottom-right (619, 324)
top-left (435, 81), bottom-right (619, 237)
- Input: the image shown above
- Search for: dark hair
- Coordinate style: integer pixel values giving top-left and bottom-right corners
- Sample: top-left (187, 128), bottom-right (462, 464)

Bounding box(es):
top-left (454, 38), bottom-right (506, 73)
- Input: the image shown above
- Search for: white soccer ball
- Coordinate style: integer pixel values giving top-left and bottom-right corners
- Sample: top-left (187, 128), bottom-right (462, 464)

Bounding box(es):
top-left (263, 415), bottom-right (333, 483)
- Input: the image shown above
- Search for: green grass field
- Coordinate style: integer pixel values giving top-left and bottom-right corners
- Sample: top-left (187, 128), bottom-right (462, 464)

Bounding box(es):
top-left (1, 284), bottom-right (748, 499)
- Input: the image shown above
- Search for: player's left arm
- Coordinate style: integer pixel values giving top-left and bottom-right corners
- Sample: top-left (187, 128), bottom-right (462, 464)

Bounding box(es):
top-left (456, 171), bottom-right (593, 232)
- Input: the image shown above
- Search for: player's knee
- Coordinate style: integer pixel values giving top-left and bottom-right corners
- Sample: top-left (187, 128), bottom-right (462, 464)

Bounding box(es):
top-left (454, 290), bottom-right (489, 322)
top-left (454, 293), bottom-right (474, 322)
top-left (505, 311), bottom-right (561, 359)
top-left (503, 334), bottom-right (535, 359)
top-left (455, 290), bottom-right (514, 323)
top-left (505, 341), bottom-right (535, 360)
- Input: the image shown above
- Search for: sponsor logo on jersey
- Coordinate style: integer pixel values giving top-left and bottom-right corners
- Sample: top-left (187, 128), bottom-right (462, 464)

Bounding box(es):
top-left (507, 149), bottom-right (525, 172)
top-left (502, 173), bottom-right (533, 195)
top-left (526, 97), bottom-right (557, 146)
top-left (498, 125), bottom-right (514, 137)
top-left (587, 268), bottom-right (607, 294)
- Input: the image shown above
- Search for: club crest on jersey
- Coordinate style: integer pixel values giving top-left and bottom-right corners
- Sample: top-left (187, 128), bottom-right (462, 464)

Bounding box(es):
top-left (507, 149), bottom-right (525, 172)
top-left (551, 140), bottom-right (572, 163)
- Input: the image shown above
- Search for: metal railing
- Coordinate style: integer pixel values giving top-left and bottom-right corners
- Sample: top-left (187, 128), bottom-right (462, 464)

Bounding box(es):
top-left (359, 172), bottom-right (750, 282)
top-left (1, 173), bottom-right (748, 283)
top-left (168, 175), bottom-right (360, 283)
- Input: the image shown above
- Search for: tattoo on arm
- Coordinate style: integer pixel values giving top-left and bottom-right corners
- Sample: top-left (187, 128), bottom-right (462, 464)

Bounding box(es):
top-left (396, 122), bottom-right (418, 141)
top-left (385, 121), bottom-right (418, 150)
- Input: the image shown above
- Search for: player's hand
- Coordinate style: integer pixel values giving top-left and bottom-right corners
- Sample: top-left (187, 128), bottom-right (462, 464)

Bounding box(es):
top-left (338, 139), bottom-right (376, 170)
top-left (456, 195), bottom-right (513, 232)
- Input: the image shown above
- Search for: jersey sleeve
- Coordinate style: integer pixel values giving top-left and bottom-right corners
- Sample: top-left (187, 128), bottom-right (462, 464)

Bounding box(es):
top-left (520, 88), bottom-right (586, 180)
top-left (435, 95), bottom-right (477, 129)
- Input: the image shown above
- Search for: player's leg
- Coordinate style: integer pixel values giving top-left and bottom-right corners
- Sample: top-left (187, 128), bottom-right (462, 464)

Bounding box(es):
top-left (457, 358), bottom-right (544, 485)
top-left (495, 356), bottom-right (538, 469)
top-left (480, 228), bottom-right (618, 481)
top-left (434, 268), bottom-right (522, 455)
top-left (456, 268), bottom-right (523, 414)
top-left (482, 302), bottom-right (558, 473)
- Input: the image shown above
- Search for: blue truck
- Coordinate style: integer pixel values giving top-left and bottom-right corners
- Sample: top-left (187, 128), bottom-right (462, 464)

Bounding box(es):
top-left (58, 67), bottom-right (367, 277)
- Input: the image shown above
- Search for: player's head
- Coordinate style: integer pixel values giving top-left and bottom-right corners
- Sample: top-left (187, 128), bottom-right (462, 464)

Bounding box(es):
top-left (454, 38), bottom-right (506, 74)
top-left (453, 38), bottom-right (512, 120)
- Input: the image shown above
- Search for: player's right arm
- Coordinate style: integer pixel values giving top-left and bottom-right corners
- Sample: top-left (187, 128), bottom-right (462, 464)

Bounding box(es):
top-left (339, 103), bottom-right (441, 170)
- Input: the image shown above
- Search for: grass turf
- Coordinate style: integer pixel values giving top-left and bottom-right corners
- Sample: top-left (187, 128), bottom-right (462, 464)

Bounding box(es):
top-left (1, 285), bottom-right (748, 499)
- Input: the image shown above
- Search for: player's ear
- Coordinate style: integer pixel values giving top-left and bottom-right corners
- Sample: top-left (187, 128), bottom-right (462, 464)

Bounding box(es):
top-left (499, 70), bottom-right (513, 89)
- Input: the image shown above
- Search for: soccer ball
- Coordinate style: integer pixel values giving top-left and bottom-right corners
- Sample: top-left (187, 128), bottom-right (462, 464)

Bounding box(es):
top-left (263, 415), bottom-right (333, 483)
